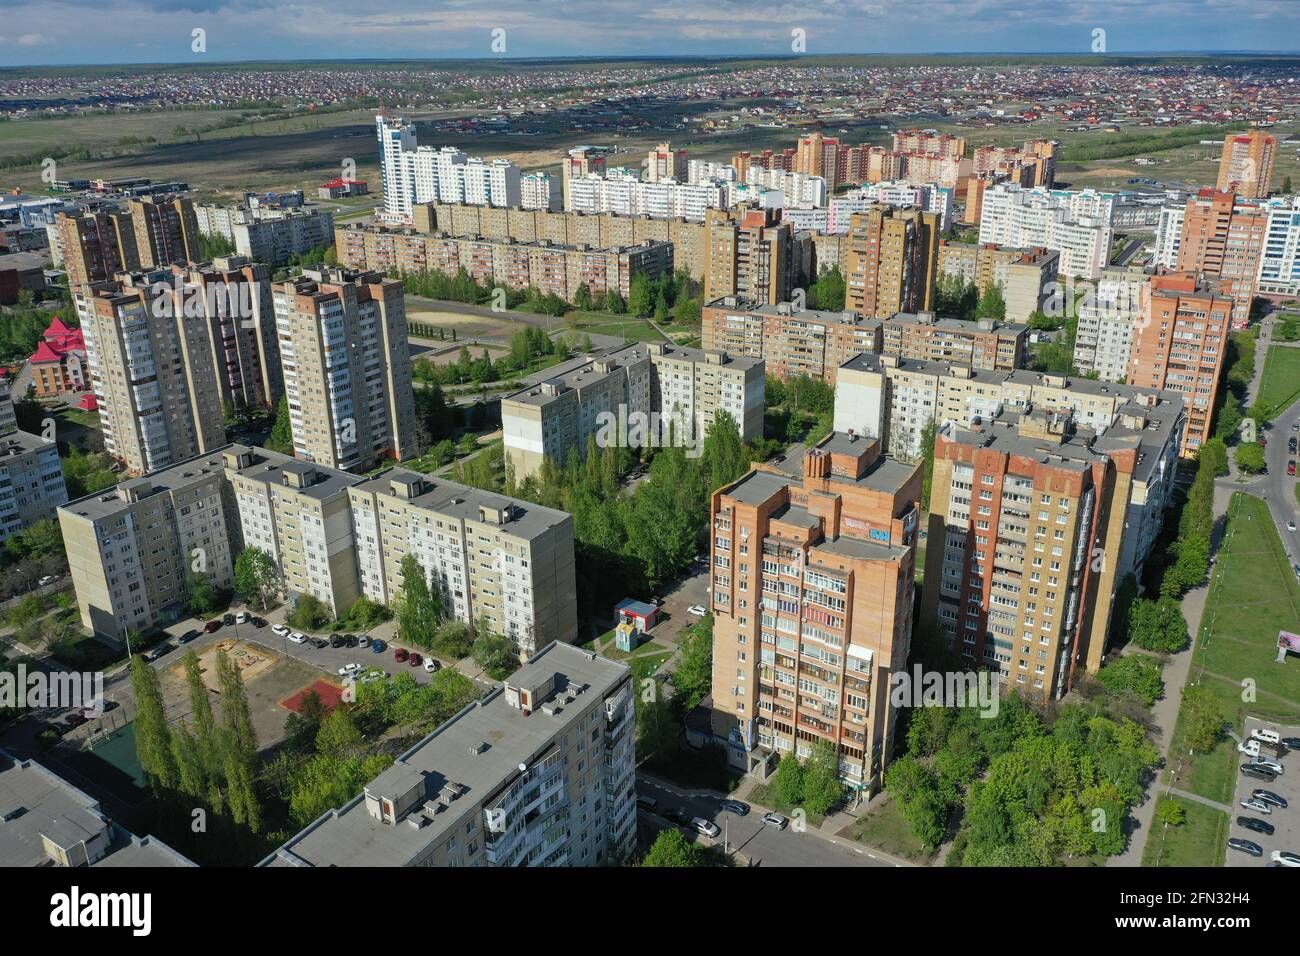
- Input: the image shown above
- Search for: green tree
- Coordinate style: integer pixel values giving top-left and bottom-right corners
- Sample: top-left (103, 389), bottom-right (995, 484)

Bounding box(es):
top-left (185, 571), bottom-right (221, 616)
top-left (1156, 797), bottom-right (1187, 827)
top-left (774, 753), bottom-right (805, 807)
top-left (974, 283), bottom-right (1006, 321)
top-left (627, 273), bottom-right (653, 317)
top-left (233, 547), bottom-right (279, 611)
top-left (315, 707), bottom-right (364, 761)
top-left (1180, 685), bottom-right (1225, 753)
top-left (130, 654), bottom-right (178, 793)
top-left (1235, 442), bottom-right (1266, 474)
top-left (395, 553), bottom-right (442, 649)
top-left (641, 827), bottom-right (709, 867)
top-left (472, 631), bottom-right (517, 678)
top-left (919, 418), bottom-right (938, 510)
top-left (802, 740), bottom-right (844, 816)
top-left (216, 647), bottom-right (262, 832)
top-left (267, 395), bottom-right (294, 454)
top-left (287, 593), bottom-right (330, 631)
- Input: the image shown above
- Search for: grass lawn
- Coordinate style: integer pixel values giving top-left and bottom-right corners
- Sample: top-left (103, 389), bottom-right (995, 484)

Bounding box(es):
top-left (1140, 799), bottom-right (1228, 867)
top-left (1256, 346), bottom-right (1300, 418)
top-left (564, 314), bottom-right (670, 343)
top-left (747, 781), bottom-right (826, 828)
top-left (839, 795), bottom-right (937, 864)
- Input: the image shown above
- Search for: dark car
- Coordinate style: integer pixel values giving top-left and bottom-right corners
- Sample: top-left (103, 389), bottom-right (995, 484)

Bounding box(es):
top-left (1238, 816), bottom-right (1275, 836)
top-left (408, 652), bottom-right (423, 667)
top-left (663, 808), bottom-right (690, 827)
top-left (251, 616), bottom-right (267, 628)
top-left (61, 714), bottom-right (89, 734)
top-left (719, 799), bottom-right (749, 816)
top-left (146, 642), bottom-right (172, 661)
top-left (1241, 763), bottom-right (1277, 782)
top-left (330, 635), bottom-right (346, 649)
top-left (1281, 738), bottom-right (1300, 752)
top-left (312, 638), bottom-right (328, 650)
top-left (1228, 837), bottom-right (1264, 857)
top-left (177, 629), bottom-right (201, 644)
top-left (222, 613), bottom-right (235, 626)
top-left (345, 634), bottom-right (358, 648)
top-left (204, 619), bottom-right (222, 633)
top-left (1254, 788), bottom-right (1289, 809)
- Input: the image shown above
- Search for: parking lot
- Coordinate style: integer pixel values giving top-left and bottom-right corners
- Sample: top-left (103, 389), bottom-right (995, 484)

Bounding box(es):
top-left (1225, 717), bottom-right (1300, 867)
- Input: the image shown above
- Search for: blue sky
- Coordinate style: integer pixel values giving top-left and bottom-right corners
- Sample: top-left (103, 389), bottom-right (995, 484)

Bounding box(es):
top-left (1, 0), bottom-right (1298, 67)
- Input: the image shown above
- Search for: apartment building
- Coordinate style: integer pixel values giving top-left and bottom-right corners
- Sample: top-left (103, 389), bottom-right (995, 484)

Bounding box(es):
top-left (273, 267), bottom-right (416, 472)
top-left (971, 140), bottom-right (1058, 188)
top-left (709, 433), bottom-right (922, 790)
top-left (1073, 266), bottom-right (1146, 382)
top-left (566, 174), bottom-right (726, 222)
top-left (1173, 189), bottom-right (1267, 328)
top-left (1257, 194), bottom-right (1300, 297)
top-left (646, 142), bottom-right (688, 183)
top-left (500, 342), bottom-right (764, 480)
top-left (519, 172), bottom-right (560, 212)
top-left (348, 469), bottom-right (577, 654)
top-left (921, 408), bottom-right (1136, 699)
top-left (701, 297), bottom-right (882, 384)
top-left (844, 207), bottom-right (940, 319)
top-left (196, 202), bottom-right (335, 267)
top-left (261, 642), bottom-right (635, 868)
top-left (977, 185), bottom-right (1114, 280)
top-left (881, 312), bottom-right (1028, 371)
top-left (796, 132), bottom-right (843, 189)
top-left (1216, 130), bottom-right (1276, 200)
top-left (562, 145), bottom-right (616, 208)
top-left (56, 210), bottom-right (140, 286)
top-left (74, 273), bottom-right (228, 476)
top-left (0, 748), bottom-right (195, 868)
top-left (891, 129), bottom-right (967, 160)
top-left (127, 195), bottom-right (199, 269)
top-left (936, 243), bottom-right (1060, 322)
top-left (333, 223), bottom-right (672, 303)
top-left (0, 428), bottom-right (68, 543)
top-left (59, 449), bottom-right (237, 639)
top-left (704, 206), bottom-right (796, 307)
top-left (1127, 271), bottom-right (1233, 457)
top-left (376, 113), bottom-right (522, 218)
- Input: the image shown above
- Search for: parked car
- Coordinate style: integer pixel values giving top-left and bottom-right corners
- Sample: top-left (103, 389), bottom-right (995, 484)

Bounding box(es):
top-left (1281, 737), bottom-right (1300, 752)
top-left (1250, 755), bottom-right (1285, 775)
top-left (719, 799), bottom-right (749, 816)
top-left (761, 811), bottom-right (788, 830)
top-left (1289, 460), bottom-right (1297, 476)
top-left (1241, 797), bottom-right (1273, 814)
top-left (288, 632), bottom-right (308, 645)
top-left (345, 634), bottom-right (358, 647)
top-left (37, 575), bottom-right (56, 587)
top-left (370, 640), bottom-right (386, 654)
top-left (662, 808), bottom-right (689, 827)
top-left (330, 635), bottom-right (346, 649)
top-left (1237, 816), bottom-right (1275, 836)
top-left (204, 619), bottom-right (222, 634)
top-left (235, 611), bottom-right (249, 625)
top-left (408, 653), bottom-right (423, 668)
top-left (146, 643), bottom-right (171, 662)
top-left (691, 817), bottom-right (720, 838)
top-left (1253, 789), bottom-right (1289, 809)
top-left (177, 629), bottom-right (201, 644)
top-left (272, 624), bottom-right (291, 638)
top-left (687, 605), bottom-right (707, 617)
top-left (1228, 838), bottom-right (1264, 858)
top-left (312, 639), bottom-right (328, 650)
top-left (358, 635), bottom-right (371, 647)
top-left (337, 663), bottom-right (362, 677)
top-left (251, 616), bottom-right (267, 628)
top-left (1271, 850), bottom-right (1300, 867)
top-left (1241, 764), bottom-right (1277, 782)
top-left (636, 795), bottom-right (658, 813)
top-left (222, 613), bottom-right (235, 626)
top-left (81, 700), bottom-right (118, 719)
top-left (394, 647), bottom-right (409, 663)
top-left (424, 657), bottom-right (440, 673)
top-left (62, 714), bottom-right (89, 732)
top-left (1289, 521), bottom-right (1298, 533)
top-left (1251, 727), bottom-right (1282, 745)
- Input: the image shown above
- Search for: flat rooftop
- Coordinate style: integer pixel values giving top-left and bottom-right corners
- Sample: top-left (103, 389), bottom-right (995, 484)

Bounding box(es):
top-left (840, 350), bottom-right (1008, 384)
top-left (261, 643), bottom-right (629, 868)
top-left (885, 312), bottom-right (1029, 336)
top-left (945, 410), bottom-right (1104, 471)
top-left (350, 467), bottom-right (569, 541)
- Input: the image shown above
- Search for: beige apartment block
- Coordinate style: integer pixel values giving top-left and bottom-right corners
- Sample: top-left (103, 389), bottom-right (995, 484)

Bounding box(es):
top-left (74, 274), bottom-right (227, 476)
top-left (56, 210), bottom-right (140, 287)
top-left (348, 469), bottom-right (578, 655)
top-left (1216, 130), bottom-right (1276, 200)
top-left (704, 206), bottom-right (795, 307)
top-left (273, 267), bottom-right (416, 472)
top-left (845, 207), bottom-right (939, 319)
top-left (936, 242), bottom-right (1059, 323)
top-left (701, 297), bottom-right (882, 385)
top-left (127, 195), bottom-right (200, 269)
top-left (921, 409), bottom-right (1136, 699)
top-left (709, 434), bottom-right (922, 792)
top-left (882, 312), bottom-right (1027, 371)
top-left (0, 429), bottom-right (69, 543)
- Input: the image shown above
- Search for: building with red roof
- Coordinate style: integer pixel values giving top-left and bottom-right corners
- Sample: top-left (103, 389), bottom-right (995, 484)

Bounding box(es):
top-left (28, 316), bottom-right (89, 397)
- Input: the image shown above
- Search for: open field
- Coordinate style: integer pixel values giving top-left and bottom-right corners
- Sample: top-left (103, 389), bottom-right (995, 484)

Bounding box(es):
top-left (1141, 799), bottom-right (1229, 867)
top-left (1257, 346), bottom-right (1300, 417)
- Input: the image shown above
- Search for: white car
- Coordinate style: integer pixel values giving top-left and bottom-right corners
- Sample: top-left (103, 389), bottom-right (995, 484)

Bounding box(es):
top-left (1289, 521), bottom-right (1298, 533)
top-left (424, 657), bottom-right (440, 673)
top-left (691, 817), bottom-right (720, 838)
top-left (687, 605), bottom-right (707, 617)
top-left (272, 624), bottom-right (291, 638)
top-left (1241, 797), bottom-right (1272, 815)
top-left (1272, 850), bottom-right (1300, 867)
top-left (37, 575), bottom-right (56, 587)
top-left (337, 663), bottom-right (363, 677)
top-left (235, 611), bottom-right (249, 625)
top-left (288, 632), bottom-right (308, 645)
top-left (1251, 756), bottom-right (1285, 775)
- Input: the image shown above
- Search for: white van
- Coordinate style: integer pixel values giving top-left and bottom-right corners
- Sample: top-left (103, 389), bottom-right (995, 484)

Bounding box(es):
top-left (1251, 727), bottom-right (1281, 745)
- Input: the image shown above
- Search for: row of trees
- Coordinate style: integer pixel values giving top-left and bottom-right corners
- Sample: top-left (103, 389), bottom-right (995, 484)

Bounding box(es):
top-left (934, 275), bottom-right (1007, 323)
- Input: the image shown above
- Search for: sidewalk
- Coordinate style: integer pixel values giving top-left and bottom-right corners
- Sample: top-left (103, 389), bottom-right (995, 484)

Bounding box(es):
top-left (1109, 483), bottom-right (1232, 866)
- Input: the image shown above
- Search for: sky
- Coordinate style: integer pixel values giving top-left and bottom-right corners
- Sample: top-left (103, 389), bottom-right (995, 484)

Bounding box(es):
top-left (1, 0), bottom-right (1299, 67)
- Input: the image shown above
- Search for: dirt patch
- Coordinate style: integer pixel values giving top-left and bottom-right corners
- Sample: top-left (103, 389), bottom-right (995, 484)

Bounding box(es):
top-left (166, 639), bottom-right (276, 692)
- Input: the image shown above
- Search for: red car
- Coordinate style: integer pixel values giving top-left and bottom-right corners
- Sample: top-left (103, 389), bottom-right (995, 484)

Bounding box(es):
top-left (1289, 460), bottom-right (1296, 476)
top-left (394, 647), bottom-right (409, 663)
top-left (408, 653), bottom-right (423, 668)
top-left (204, 619), bottom-right (222, 633)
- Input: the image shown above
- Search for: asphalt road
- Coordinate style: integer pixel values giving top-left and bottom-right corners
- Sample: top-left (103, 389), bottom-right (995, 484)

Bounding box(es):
top-left (635, 776), bottom-right (897, 867)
